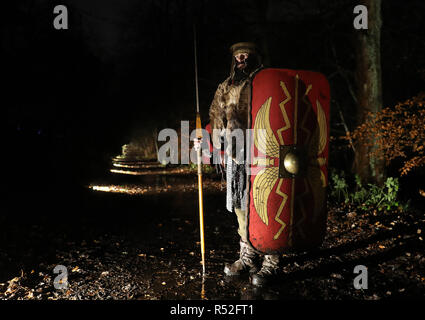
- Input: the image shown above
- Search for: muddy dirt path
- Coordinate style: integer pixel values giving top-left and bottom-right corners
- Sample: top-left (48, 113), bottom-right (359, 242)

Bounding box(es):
top-left (1, 163), bottom-right (424, 300)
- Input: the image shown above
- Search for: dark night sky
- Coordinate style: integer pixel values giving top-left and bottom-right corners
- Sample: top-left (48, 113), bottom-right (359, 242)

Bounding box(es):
top-left (2, 0), bottom-right (424, 196)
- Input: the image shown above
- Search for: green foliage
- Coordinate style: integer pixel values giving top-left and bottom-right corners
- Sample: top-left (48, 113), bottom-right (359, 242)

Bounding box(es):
top-left (187, 163), bottom-right (215, 174)
top-left (188, 163), bottom-right (197, 171)
top-left (330, 171), bottom-right (349, 202)
top-left (351, 174), bottom-right (368, 206)
top-left (329, 170), bottom-right (405, 212)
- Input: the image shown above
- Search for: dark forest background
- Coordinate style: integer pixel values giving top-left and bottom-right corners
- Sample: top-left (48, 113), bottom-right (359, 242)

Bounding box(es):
top-left (2, 0), bottom-right (425, 205)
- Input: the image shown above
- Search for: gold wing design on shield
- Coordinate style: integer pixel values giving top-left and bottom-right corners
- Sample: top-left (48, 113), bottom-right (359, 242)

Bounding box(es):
top-left (254, 97), bottom-right (280, 157)
top-left (252, 97), bottom-right (280, 226)
top-left (308, 99), bottom-right (328, 224)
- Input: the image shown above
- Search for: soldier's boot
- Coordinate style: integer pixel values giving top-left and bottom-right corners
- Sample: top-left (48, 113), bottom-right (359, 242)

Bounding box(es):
top-left (250, 254), bottom-right (281, 286)
top-left (224, 239), bottom-right (260, 276)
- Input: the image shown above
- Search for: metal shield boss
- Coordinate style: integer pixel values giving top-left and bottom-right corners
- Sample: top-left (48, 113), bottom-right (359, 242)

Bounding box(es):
top-left (247, 68), bottom-right (330, 254)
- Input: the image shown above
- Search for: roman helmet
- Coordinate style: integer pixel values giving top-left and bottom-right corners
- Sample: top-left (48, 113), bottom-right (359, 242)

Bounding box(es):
top-left (229, 42), bottom-right (263, 81)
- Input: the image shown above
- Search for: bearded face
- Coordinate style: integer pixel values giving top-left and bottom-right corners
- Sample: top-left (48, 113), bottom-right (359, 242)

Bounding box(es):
top-left (235, 52), bottom-right (249, 70)
top-left (230, 47), bottom-right (262, 83)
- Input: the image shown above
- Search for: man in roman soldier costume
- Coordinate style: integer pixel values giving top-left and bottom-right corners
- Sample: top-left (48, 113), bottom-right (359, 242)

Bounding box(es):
top-left (208, 42), bottom-right (281, 286)
top-left (203, 37), bottom-right (331, 286)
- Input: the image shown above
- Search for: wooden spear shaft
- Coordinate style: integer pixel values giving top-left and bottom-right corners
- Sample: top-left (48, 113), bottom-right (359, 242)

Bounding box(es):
top-left (194, 25), bottom-right (206, 275)
top-left (197, 116), bottom-right (206, 275)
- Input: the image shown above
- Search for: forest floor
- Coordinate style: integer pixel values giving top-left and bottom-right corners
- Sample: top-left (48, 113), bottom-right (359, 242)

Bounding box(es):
top-left (1, 162), bottom-right (424, 300)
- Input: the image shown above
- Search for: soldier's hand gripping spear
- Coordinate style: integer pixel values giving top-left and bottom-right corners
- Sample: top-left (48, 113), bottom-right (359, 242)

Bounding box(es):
top-left (193, 25), bottom-right (206, 276)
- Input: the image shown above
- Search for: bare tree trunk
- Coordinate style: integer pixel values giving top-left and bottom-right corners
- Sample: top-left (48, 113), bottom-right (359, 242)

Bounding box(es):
top-left (354, 0), bottom-right (384, 184)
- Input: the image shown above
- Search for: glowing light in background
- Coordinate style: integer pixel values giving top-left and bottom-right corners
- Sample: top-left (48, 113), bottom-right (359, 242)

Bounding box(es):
top-left (89, 180), bottom-right (225, 195)
top-left (110, 169), bottom-right (144, 175)
top-left (89, 185), bottom-right (152, 195)
top-left (109, 168), bottom-right (188, 175)
top-left (112, 163), bottom-right (145, 169)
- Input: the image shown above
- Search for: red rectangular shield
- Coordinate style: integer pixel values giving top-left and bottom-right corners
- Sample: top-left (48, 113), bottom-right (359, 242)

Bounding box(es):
top-left (247, 68), bottom-right (330, 253)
